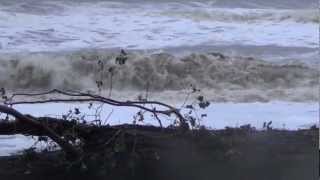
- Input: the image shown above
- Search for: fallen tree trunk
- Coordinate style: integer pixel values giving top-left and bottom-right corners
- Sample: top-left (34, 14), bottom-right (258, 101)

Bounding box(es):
top-left (0, 116), bottom-right (185, 154)
top-left (0, 116), bottom-right (92, 137)
top-left (0, 88), bottom-right (195, 160)
top-left (0, 118), bottom-right (317, 180)
top-left (0, 105), bottom-right (80, 159)
top-left (0, 117), bottom-right (175, 139)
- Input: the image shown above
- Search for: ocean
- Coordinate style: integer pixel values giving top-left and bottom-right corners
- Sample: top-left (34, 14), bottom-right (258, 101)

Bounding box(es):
top-left (0, 0), bottom-right (318, 155)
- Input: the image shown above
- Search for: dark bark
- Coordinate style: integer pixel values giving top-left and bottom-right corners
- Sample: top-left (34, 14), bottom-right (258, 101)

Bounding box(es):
top-left (0, 89), bottom-right (192, 159)
top-left (0, 105), bottom-right (80, 159)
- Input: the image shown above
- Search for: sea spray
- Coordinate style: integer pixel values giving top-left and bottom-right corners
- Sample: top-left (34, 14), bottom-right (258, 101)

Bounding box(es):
top-left (0, 51), bottom-right (317, 102)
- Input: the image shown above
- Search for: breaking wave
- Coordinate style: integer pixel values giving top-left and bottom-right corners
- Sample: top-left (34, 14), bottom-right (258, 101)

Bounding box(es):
top-left (0, 51), bottom-right (317, 94)
top-left (158, 8), bottom-right (319, 23)
top-left (1, 0), bottom-right (318, 24)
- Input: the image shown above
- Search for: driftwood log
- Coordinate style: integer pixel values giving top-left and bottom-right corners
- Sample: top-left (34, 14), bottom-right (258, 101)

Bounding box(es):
top-left (0, 105), bottom-right (81, 159)
top-left (0, 89), bottom-right (192, 160)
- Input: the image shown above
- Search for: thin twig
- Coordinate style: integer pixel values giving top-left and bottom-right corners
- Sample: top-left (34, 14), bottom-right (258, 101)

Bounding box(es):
top-left (7, 89), bottom-right (188, 126)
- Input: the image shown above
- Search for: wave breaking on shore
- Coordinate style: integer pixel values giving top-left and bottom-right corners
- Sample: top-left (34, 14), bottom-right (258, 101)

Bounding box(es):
top-left (0, 50), bottom-right (318, 102)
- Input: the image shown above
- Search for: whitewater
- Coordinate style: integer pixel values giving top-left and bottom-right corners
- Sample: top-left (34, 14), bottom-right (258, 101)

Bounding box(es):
top-left (0, 0), bottom-right (318, 155)
top-left (0, 0), bottom-right (318, 52)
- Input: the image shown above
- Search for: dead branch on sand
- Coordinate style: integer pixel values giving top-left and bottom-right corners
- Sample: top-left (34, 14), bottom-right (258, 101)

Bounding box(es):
top-left (0, 89), bottom-right (190, 160)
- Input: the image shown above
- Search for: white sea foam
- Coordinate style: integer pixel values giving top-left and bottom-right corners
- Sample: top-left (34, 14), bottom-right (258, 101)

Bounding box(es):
top-left (0, 1), bottom-right (317, 52)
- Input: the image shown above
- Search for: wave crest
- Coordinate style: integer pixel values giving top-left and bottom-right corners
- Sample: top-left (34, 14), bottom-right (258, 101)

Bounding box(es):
top-left (0, 51), bottom-right (317, 93)
top-left (159, 9), bottom-right (319, 23)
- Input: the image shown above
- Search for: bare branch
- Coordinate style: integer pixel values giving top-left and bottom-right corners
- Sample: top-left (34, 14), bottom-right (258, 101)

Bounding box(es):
top-left (7, 89), bottom-right (188, 127)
